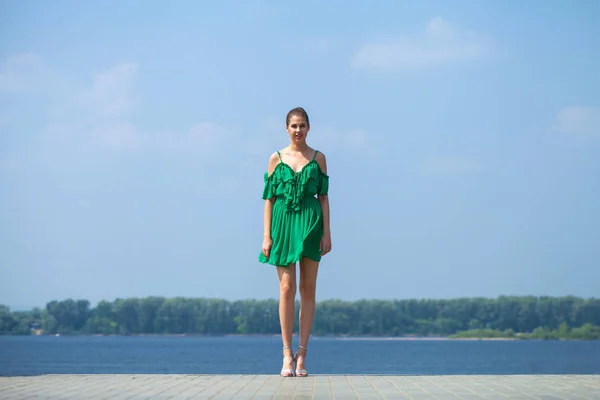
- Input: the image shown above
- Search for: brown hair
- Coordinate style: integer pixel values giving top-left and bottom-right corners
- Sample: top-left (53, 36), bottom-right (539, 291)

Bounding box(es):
top-left (286, 107), bottom-right (310, 126)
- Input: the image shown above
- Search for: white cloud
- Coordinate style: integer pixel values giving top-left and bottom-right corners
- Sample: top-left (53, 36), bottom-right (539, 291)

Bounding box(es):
top-left (1, 54), bottom-right (231, 156)
top-left (0, 53), bottom-right (46, 92)
top-left (89, 122), bottom-right (139, 149)
top-left (316, 128), bottom-right (368, 151)
top-left (351, 17), bottom-right (491, 69)
top-left (87, 62), bottom-right (140, 117)
top-left (554, 106), bottom-right (600, 136)
top-left (44, 121), bottom-right (141, 152)
top-left (50, 61), bottom-right (229, 154)
top-left (421, 156), bottom-right (484, 175)
top-left (302, 36), bottom-right (340, 54)
top-left (142, 122), bottom-right (232, 154)
top-left (43, 115), bottom-right (232, 155)
top-left (0, 54), bottom-right (236, 177)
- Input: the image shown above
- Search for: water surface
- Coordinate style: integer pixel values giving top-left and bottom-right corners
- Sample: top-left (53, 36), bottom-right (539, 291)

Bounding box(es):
top-left (1, 335), bottom-right (599, 376)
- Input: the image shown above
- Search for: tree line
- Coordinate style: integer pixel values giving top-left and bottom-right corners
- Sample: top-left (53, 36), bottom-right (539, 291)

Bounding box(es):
top-left (1, 295), bottom-right (599, 339)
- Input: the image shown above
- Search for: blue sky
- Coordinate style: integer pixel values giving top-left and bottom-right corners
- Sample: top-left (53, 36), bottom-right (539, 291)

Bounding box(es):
top-left (1, 0), bottom-right (599, 310)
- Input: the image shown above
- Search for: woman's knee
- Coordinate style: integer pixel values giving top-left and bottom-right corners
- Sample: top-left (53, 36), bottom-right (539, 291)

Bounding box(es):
top-left (299, 282), bottom-right (316, 299)
top-left (280, 282), bottom-right (296, 300)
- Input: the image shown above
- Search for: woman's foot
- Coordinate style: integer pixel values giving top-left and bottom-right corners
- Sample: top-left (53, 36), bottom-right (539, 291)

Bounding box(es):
top-left (294, 345), bottom-right (308, 377)
top-left (280, 346), bottom-right (295, 377)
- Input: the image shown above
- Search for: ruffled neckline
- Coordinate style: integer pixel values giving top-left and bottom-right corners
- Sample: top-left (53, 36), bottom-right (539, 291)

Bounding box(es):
top-left (266, 159), bottom-right (328, 180)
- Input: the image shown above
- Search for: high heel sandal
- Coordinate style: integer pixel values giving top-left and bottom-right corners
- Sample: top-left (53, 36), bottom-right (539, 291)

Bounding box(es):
top-left (280, 345), bottom-right (295, 377)
top-left (294, 345), bottom-right (308, 377)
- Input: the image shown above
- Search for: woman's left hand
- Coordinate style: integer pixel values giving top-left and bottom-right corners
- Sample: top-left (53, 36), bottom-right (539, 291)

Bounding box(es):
top-left (320, 232), bottom-right (332, 256)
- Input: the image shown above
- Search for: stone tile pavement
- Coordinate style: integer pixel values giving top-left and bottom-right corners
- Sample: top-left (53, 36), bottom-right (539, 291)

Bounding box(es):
top-left (0, 374), bottom-right (598, 399)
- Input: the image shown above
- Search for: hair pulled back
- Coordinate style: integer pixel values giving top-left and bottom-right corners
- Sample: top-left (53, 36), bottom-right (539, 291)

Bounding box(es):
top-left (286, 107), bottom-right (310, 126)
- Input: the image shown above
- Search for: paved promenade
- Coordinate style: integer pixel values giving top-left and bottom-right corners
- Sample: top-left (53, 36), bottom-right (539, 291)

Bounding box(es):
top-left (1, 374), bottom-right (598, 399)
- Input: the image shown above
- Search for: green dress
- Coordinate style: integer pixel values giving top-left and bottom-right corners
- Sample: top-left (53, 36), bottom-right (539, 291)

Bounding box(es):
top-left (258, 150), bottom-right (329, 267)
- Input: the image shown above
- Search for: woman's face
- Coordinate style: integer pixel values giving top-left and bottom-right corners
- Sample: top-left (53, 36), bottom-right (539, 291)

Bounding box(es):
top-left (286, 115), bottom-right (310, 143)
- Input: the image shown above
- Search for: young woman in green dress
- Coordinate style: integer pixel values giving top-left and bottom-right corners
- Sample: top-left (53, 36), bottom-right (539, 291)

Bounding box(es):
top-left (259, 107), bottom-right (332, 377)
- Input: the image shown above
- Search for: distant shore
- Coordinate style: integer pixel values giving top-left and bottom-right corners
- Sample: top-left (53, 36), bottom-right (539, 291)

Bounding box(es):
top-left (331, 336), bottom-right (518, 341)
top-left (16, 333), bottom-right (521, 341)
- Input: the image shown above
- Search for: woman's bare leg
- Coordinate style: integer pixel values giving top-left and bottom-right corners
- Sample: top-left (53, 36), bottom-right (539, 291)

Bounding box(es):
top-left (296, 257), bottom-right (319, 375)
top-left (277, 264), bottom-right (296, 375)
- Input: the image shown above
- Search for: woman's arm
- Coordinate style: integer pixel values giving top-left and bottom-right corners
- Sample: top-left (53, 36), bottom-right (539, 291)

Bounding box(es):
top-left (319, 195), bottom-right (330, 236)
top-left (316, 152), bottom-right (332, 255)
top-left (262, 152), bottom-right (280, 257)
top-left (263, 198), bottom-right (275, 240)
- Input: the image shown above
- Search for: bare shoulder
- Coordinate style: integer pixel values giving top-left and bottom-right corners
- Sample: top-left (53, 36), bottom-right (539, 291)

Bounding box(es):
top-left (315, 150), bottom-right (327, 174)
top-left (267, 151), bottom-right (281, 175)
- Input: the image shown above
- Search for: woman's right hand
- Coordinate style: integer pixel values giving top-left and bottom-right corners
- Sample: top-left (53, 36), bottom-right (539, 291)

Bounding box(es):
top-left (262, 236), bottom-right (272, 258)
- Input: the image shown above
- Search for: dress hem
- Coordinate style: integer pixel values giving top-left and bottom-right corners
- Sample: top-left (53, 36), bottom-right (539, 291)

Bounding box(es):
top-left (258, 253), bottom-right (322, 267)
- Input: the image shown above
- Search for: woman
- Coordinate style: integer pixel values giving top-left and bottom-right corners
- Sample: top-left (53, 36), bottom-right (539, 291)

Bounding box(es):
top-left (258, 107), bottom-right (332, 377)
